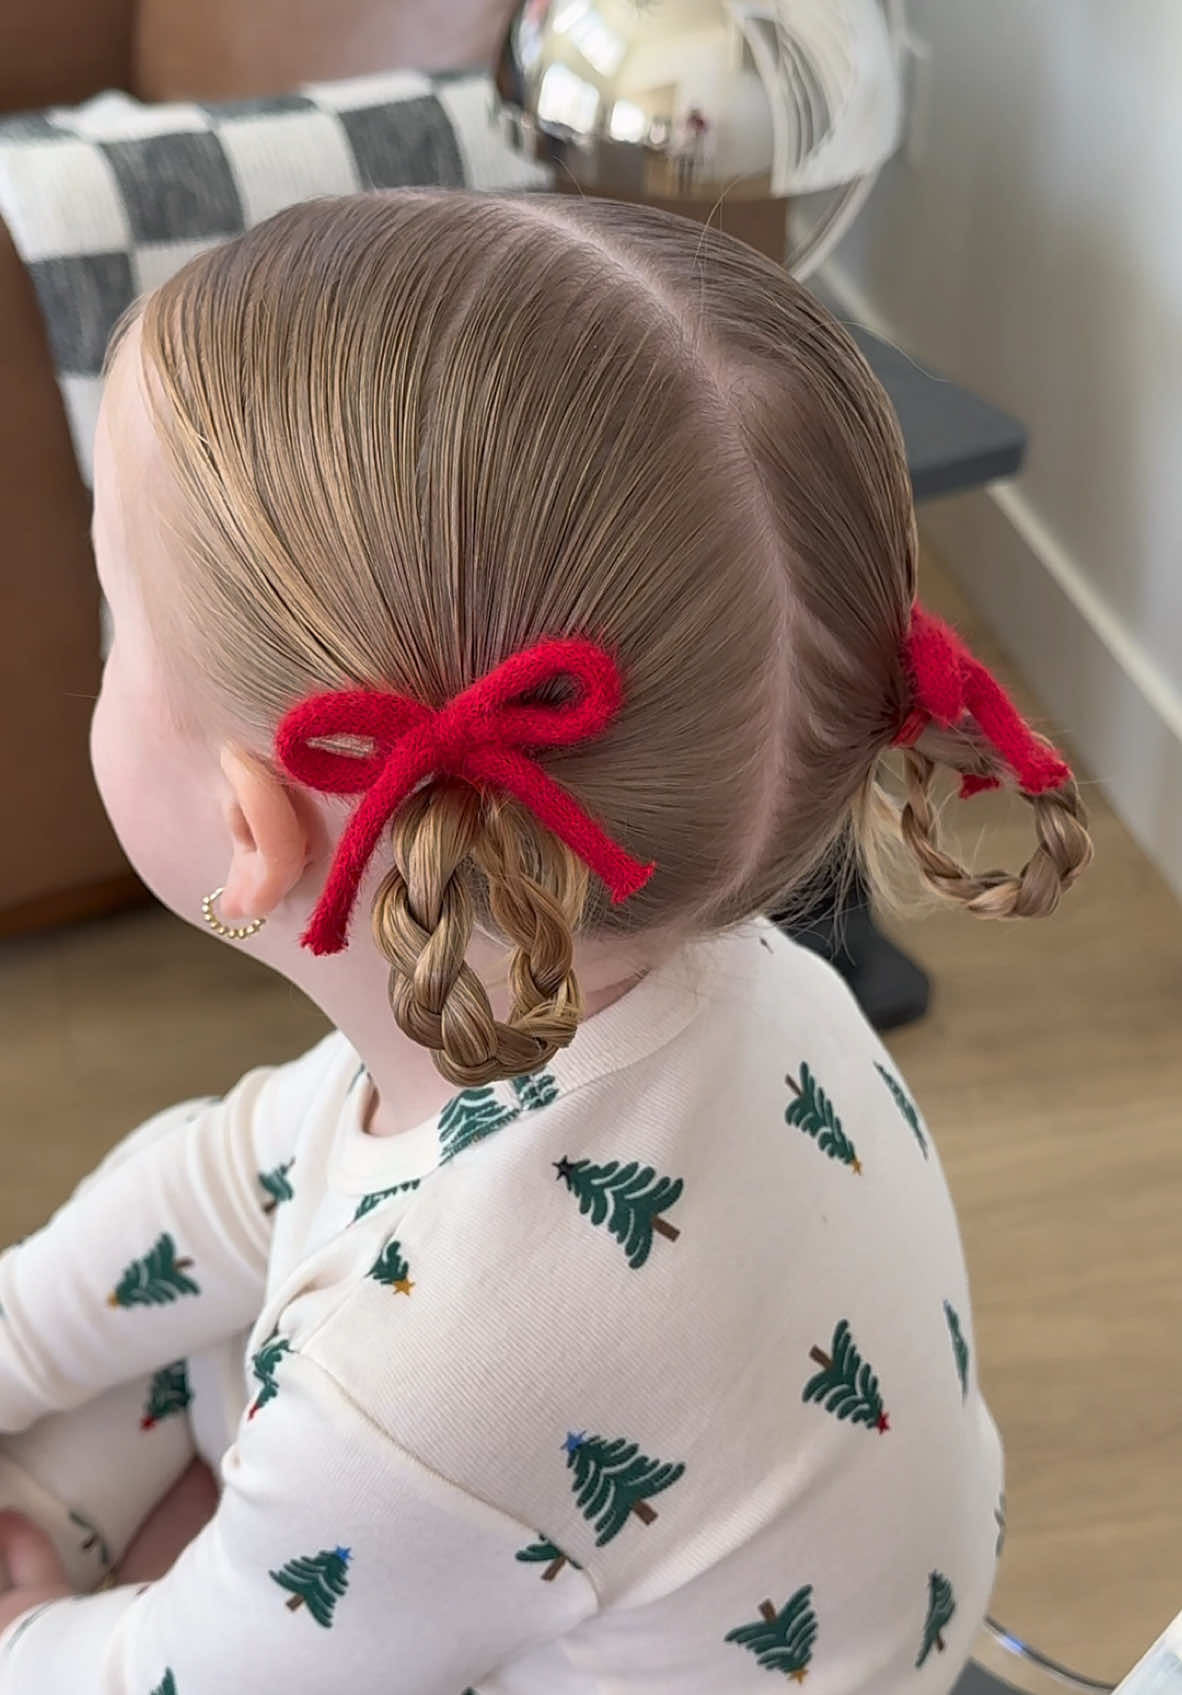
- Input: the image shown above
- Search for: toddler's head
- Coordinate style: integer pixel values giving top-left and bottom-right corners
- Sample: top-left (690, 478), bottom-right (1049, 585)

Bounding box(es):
top-left (90, 192), bottom-right (1090, 1083)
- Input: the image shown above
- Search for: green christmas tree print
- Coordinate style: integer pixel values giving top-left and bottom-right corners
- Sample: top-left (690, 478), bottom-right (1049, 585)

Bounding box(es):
top-left (141, 1361), bottom-right (192, 1430)
top-left (553, 1156), bottom-right (683, 1269)
top-left (368, 1238), bottom-right (414, 1295)
top-left (786, 1065), bottom-right (861, 1174)
top-left (438, 1086), bottom-right (520, 1164)
top-left (916, 1571), bottom-right (956, 1666)
top-left (149, 1673), bottom-right (177, 1695)
top-left (874, 1062), bottom-right (928, 1158)
top-left (803, 1319), bottom-right (890, 1433)
top-left (725, 1585), bottom-right (818, 1683)
top-left (270, 1546), bottom-right (352, 1628)
top-left (563, 1431), bottom-right (685, 1546)
top-left (107, 1234), bottom-right (199, 1308)
top-left (512, 1071), bottom-right (559, 1113)
top-left (68, 1508), bottom-right (111, 1570)
top-left (944, 1300), bottom-right (970, 1399)
top-left (258, 1160), bottom-right (295, 1214)
top-left (352, 1179), bottom-right (420, 1222)
top-left (516, 1535), bottom-right (583, 1582)
top-left (249, 1333), bottom-right (291, 1419)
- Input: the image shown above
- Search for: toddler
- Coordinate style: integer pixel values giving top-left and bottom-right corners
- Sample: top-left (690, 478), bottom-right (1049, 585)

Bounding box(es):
top-left (0, 191), bottom-right (1091, 1693)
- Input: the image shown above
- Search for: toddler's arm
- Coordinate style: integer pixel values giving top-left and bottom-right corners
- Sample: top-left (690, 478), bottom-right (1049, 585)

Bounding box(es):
top-left (0, 1352), bottom-right (596, 1694)
top-left (0, 1047), bottom-right (319, 1435)
top-left (0, 1371), bottom-right (198, 1593)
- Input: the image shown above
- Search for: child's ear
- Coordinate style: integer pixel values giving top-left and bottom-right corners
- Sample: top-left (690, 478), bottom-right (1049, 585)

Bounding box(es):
top-left (218, 745), bottom-right (311, 921)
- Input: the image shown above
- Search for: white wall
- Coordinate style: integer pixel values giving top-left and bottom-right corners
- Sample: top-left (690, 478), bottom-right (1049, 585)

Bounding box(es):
top-left (823, 0), bottom-right (1182, 897)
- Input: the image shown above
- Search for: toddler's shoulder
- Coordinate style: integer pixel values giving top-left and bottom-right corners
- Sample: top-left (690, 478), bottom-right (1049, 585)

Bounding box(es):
top-left (712, 919), bottom-right (878, 1040)
top-left (639, 921), bottom-right (908, 1142)
top-left (229, 1028), bottom-right (362, 1169)
top-left (259, 1028), bottom-right (360, 1114)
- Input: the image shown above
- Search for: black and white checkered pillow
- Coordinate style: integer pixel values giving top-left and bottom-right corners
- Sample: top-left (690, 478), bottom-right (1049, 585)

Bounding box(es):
top-left (0, 71), bottom-right (548, 488)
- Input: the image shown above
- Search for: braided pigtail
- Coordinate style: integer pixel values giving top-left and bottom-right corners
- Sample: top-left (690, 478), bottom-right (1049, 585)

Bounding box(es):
top-left (895, 723), bottom-right (1093, 918)
top-left (371, 784), bottom-right (586, 1086)
top-left (855, 603), bottom-right (1096, 919)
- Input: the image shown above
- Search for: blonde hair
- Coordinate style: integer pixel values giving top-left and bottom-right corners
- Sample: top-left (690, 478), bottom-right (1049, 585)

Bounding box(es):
top-left (125, 191), bottom-right (1091, 1081)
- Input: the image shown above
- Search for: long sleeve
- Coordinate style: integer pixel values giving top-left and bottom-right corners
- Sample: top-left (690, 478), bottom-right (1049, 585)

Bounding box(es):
top-left (0, 1352), bottom-right (596, 1694)
top-left (0, 1051), bottom-right (319, 1435)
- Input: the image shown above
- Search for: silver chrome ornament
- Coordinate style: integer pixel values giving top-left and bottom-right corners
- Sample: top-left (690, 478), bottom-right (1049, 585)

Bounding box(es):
top-left (495, 0), bottom-right (903, 277)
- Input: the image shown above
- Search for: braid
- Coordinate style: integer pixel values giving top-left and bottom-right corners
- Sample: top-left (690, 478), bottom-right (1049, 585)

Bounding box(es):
top-left (371, 786), bottom-right (586, 1086)
top-left (897, 729), bottom-right (1093, 918)
top-left (473, 800), bottom-right (585, 1053)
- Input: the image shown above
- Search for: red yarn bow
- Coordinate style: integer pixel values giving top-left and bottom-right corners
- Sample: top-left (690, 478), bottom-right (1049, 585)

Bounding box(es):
top-left (893, 604), bottom-right (1072, 798)
top-left (275, 639), bottom-right (655, 956)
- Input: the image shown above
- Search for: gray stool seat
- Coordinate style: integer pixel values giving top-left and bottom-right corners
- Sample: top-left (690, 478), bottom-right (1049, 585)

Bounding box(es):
top-left (956, 1666), bottom-right (1021, 1695)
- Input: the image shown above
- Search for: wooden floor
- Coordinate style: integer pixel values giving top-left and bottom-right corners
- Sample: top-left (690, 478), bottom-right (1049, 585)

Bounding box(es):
top-left (2, 553), bottom-right (1180, 1682)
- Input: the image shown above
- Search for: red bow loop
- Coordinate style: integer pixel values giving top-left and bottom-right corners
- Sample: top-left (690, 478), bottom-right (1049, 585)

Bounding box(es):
top-left (276, 693), bottom-right (430, 793)
top-left (450, 639), bottom-right (624, 753)
top-left (893, 604), bottom-right (1072, 799)
top-left (275, 639), bottom-right (654, 956)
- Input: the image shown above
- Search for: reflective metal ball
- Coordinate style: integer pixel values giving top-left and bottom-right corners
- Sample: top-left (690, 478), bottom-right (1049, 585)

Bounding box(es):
top-left (496, 0), bottom-right (783, 207)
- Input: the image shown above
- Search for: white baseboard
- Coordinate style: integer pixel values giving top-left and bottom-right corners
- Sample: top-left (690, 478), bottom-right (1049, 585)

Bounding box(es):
top-left (821, 261), bottom-right (1182, 903)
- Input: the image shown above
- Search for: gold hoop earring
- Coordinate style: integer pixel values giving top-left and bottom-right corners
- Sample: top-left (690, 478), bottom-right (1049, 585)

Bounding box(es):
top-left (201, 887), bottom-right (266, 941)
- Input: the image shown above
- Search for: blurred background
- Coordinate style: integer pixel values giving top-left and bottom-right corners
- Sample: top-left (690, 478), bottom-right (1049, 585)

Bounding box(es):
top-left (1, 1), bottom-right (1181, 1685)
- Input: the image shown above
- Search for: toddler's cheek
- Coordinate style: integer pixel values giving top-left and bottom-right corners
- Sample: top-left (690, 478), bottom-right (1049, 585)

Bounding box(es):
top-left (90, 668), bottom-right (220, 922)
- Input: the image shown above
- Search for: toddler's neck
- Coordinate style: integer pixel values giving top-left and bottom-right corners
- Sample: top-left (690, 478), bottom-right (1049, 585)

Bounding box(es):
top-left (314, 929), bottom-right (659, 1141)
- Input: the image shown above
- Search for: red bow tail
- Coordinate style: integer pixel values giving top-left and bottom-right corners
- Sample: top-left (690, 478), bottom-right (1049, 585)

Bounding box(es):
top-left (464, 746), bottom-right (654, 906)
top-left (296, 742), bottom-right (439, 956)
top-left (894, 605), bottom-right (1072, 799)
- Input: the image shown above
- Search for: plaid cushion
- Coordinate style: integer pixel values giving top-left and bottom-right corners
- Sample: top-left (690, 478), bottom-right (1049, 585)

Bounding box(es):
top-left (0, 72), bottom-right (548, 489)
